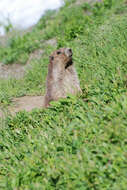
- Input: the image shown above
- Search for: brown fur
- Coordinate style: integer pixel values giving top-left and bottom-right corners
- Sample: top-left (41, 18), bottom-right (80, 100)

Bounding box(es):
top-left (44, 48), bottom-right (82, 107)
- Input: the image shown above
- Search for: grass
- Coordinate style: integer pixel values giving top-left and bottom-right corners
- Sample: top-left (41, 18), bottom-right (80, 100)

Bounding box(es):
top-left (0, 0), bottom-right (127, 189)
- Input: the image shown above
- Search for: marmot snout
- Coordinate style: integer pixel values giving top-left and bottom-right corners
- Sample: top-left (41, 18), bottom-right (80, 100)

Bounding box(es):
top-left (44, 48), bottom-right (82, 107)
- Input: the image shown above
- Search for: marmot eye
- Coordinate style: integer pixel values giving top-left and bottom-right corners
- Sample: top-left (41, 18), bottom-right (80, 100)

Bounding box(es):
top-left (57, 51), bottom-right (61, 55)
top-left (50, 56), bottom-right (54, 60)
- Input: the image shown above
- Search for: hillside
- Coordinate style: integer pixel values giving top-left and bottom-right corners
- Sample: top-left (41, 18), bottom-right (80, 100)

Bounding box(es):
top-left (0, 0), bottom-right (127, 189)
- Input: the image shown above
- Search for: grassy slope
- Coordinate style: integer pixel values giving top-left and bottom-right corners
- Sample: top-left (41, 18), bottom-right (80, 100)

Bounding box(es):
top-left (0, 0), bottom-right (127, 189)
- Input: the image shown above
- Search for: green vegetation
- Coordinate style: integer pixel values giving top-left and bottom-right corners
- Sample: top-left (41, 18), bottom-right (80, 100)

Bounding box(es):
top-left (0, 0), bottom-right (127, 189)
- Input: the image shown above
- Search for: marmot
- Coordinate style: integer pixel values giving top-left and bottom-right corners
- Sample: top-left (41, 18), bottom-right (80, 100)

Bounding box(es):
top-left (44, 48), bottom-right (82, 107)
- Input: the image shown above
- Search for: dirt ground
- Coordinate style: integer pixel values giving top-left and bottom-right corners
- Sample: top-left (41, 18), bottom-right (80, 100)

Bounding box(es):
top-left (0, 49), bottom-right (45, 117)
top-left (0, 49), bottom-right (44, 79)
top-left (0, 96), bottom-right (45, 117)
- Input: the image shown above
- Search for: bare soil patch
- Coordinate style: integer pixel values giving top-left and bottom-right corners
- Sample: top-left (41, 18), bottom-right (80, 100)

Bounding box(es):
top-left (0, 49), bottom-right (43, 79)
top-left (0, 38), bottom-right (57, 79)
top-left (0, 95), bottom-right (45, 117)
top-left (0, 62), bottom-right (27, 79)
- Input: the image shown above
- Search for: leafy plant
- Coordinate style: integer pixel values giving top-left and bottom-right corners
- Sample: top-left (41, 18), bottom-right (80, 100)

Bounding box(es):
top-left (0, 0), bottom-right (127, 189)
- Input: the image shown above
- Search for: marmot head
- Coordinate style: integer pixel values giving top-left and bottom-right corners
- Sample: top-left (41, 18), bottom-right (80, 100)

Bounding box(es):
top-left (49, 48), bottom-right (73, 69)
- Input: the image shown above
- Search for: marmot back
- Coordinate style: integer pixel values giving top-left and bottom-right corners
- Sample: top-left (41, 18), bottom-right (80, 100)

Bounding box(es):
top-left (44, 48), bottom-right (81, 107)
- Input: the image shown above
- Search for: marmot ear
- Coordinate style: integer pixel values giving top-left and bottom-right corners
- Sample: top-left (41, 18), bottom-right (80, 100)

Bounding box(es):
top-left (49, 56), bottom-right (54, 61)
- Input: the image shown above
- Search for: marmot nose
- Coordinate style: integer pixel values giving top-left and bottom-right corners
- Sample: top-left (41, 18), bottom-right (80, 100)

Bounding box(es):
top-left (65, 48), bottom-right (72, 57)
top-left (68, 48), bottom-right (72, 53)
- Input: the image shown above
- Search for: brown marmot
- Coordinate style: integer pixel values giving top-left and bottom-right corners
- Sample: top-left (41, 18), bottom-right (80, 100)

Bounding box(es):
top-left (44, 48), bottom-right (82, 107)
